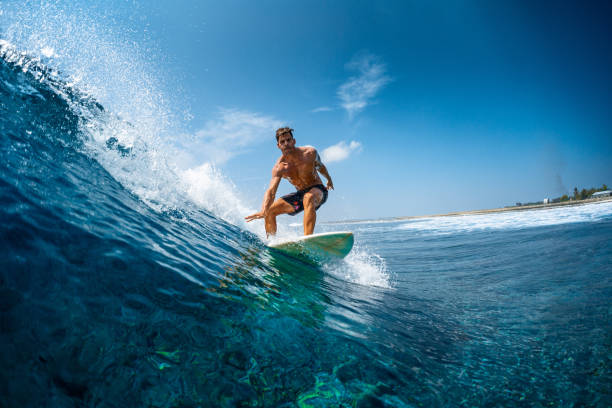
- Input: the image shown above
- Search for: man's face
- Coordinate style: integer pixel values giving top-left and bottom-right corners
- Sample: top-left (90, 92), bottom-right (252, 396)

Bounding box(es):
top-left (277, 133), bottom-right (295, 153)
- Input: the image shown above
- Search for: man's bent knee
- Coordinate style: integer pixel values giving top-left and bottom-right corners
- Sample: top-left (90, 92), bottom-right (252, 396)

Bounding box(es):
top-left (303, 192), bottom-right (320, 209)
top-left (303, 193), bottom-right (314, 208)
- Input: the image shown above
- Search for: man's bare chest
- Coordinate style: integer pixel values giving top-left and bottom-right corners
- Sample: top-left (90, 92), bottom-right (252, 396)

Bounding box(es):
top-left (282, 157), bottom-right (315, 181)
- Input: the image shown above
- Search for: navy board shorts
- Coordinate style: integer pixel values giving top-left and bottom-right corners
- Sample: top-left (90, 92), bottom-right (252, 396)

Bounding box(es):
top-left (281, 184), bottom-right (328, 216)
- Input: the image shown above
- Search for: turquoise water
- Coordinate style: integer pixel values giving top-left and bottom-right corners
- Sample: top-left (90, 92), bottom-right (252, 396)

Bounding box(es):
top-left (1, 20), bottom-right (611, 407)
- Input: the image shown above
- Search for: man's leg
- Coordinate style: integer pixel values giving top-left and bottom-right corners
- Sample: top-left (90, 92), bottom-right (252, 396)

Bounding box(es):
top-left (265, 198), bottom-right (295, 237)
top-left (303, 189), bottom-right (323, 235)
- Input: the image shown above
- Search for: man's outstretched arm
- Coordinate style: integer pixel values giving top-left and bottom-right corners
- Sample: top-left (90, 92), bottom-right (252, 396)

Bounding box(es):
top-left (245, 172), bottom-right (282, 222)
top-left (315, 152), bottom-right (334, 190)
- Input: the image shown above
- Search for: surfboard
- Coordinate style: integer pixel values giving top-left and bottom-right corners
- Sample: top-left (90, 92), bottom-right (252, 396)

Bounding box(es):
top-left (268, 231), bottom-right (354, 265)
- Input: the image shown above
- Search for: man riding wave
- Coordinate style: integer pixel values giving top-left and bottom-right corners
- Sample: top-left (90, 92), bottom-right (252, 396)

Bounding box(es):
top-left (245, 127), bottom-right (334, 237)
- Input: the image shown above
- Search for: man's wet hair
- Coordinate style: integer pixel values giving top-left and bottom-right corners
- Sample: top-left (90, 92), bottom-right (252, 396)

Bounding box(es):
top-left (275, 127), bottom-right (294, 142)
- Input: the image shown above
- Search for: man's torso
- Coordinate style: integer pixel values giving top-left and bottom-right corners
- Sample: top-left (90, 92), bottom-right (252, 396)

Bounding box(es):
top-left (277, 146), bottom-right (322, 190)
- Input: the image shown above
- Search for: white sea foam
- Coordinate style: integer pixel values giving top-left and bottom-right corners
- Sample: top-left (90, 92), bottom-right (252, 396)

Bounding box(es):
top-left (396, 201), bottom-right (612, 235)
top-left (323, 245), bottom-right (391, 288)
top-left (180, 163), bottom-right (250, 225)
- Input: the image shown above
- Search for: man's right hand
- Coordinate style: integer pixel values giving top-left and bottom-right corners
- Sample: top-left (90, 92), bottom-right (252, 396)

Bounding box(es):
top-left (245, 211), bottom-right (264, 222)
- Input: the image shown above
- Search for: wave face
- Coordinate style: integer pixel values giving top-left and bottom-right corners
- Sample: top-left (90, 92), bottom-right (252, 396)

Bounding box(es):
top-left (2, 10), bottom-right (611, 407)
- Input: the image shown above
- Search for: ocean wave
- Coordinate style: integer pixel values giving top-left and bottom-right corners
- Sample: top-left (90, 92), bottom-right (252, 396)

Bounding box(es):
top-left (396, 201), bottom-right (612, 234)
top-left (0, 23), bottom-right (256, 235)
top-left (0, 1), bottom-right (386, 297)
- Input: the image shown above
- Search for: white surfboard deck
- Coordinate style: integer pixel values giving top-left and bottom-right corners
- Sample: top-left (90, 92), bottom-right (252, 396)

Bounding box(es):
top-left (268, 231), bottom-right (354, 265)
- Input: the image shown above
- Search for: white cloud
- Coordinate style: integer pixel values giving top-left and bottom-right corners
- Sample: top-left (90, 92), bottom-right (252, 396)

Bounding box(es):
top-left (321, 140), bottom-right (362, 163)
top-left (189, 108), bottom-right (283, 165)
top-left (311, 106), bottom-right (334, 113)
top-left (337, 52), bottom-right (391, 118)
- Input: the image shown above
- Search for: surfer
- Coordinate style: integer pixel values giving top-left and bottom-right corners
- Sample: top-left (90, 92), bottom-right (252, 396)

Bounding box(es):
top-left (245, 127), bottom-right (334, 237)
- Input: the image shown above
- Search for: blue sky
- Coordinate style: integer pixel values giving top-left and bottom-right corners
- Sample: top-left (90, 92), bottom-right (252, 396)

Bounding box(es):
top-left (5, 1), bottom-right (612, 221)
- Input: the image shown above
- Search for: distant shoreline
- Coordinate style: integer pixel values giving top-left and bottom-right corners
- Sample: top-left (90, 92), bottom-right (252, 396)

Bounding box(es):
top-left (325, 196), bottom-right (612, 225)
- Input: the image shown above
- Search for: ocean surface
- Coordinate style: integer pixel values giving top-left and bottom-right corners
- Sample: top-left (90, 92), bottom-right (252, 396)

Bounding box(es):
top-left (2, 14), bottom-right (612, 407)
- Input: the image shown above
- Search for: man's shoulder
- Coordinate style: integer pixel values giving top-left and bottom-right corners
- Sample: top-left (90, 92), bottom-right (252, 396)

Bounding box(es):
top-left (299, 145), bottom-right (317, 155)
